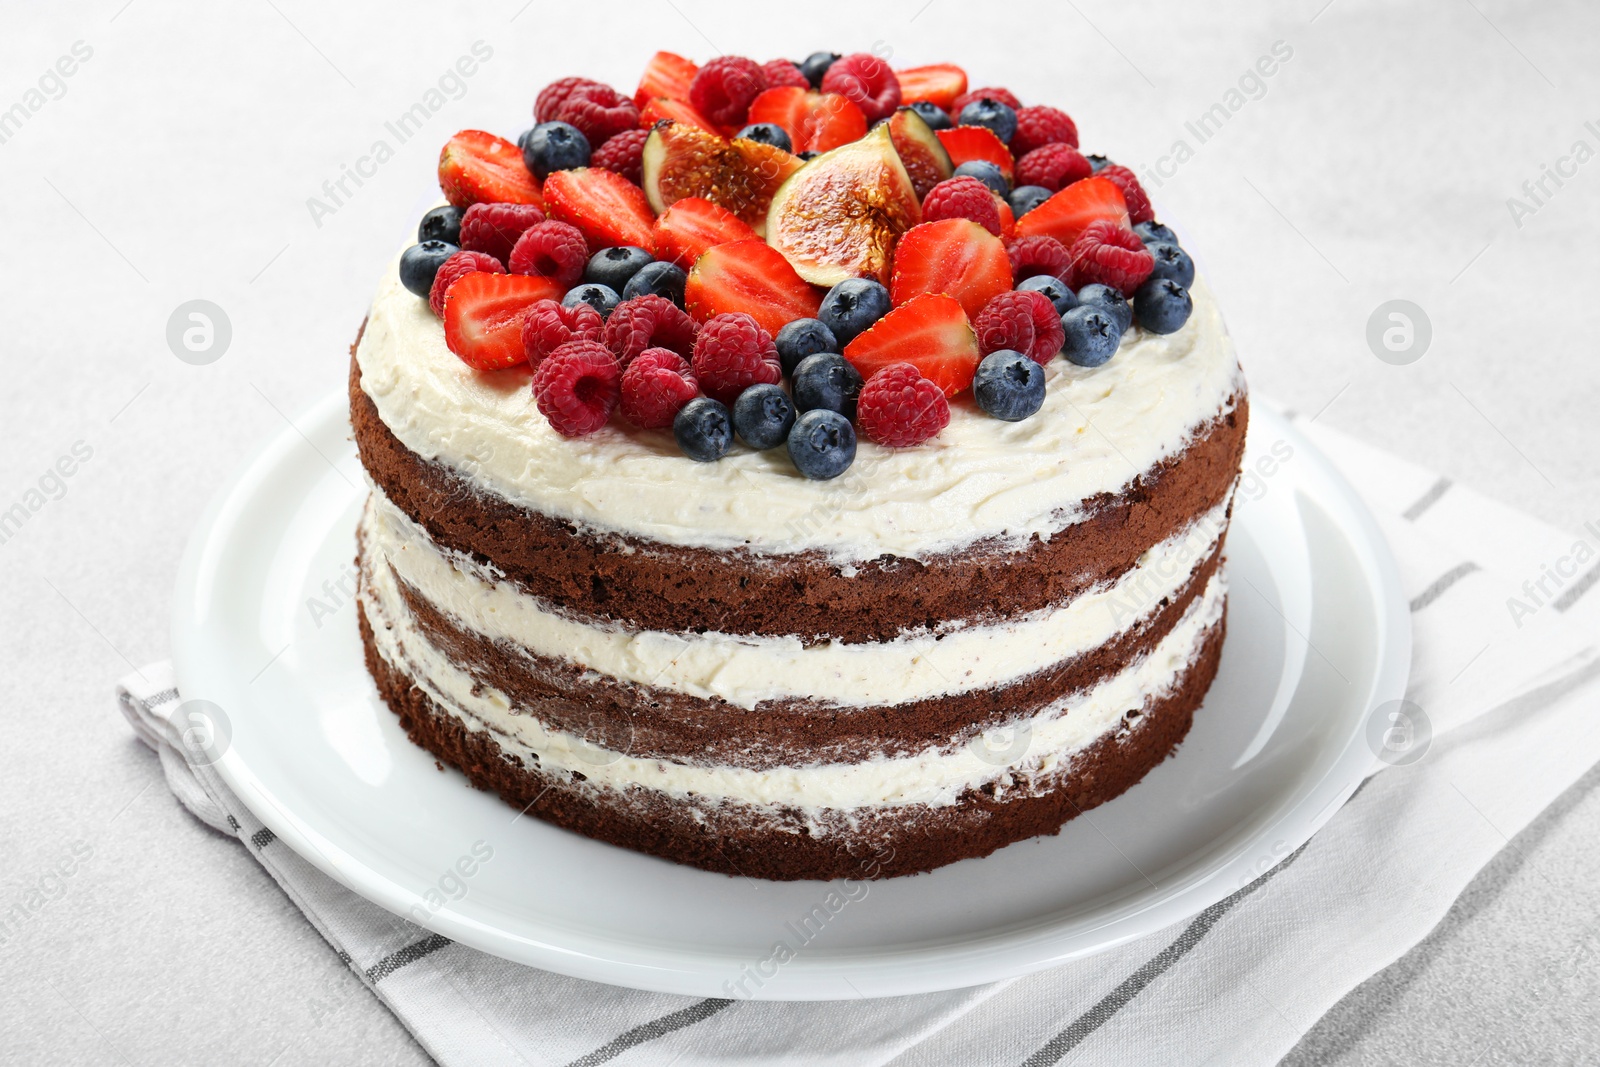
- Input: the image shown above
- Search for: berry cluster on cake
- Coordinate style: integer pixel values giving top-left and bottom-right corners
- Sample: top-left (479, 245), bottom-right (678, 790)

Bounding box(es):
top-left (351, 49), bottom-right (1247, 880)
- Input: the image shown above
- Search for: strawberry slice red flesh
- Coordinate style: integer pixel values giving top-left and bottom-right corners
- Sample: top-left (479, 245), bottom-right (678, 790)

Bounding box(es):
top-left (685, 239), bottom-right (822, 337)
top-left (634, 51), bottom-right (700, 109)
top-left (934, 125), bottom-right (1015, 184)
top-left (895, 63), bottom-right (968, 110)
top-left (652, 198), bottom-right (759, 268)
top-left (889, 218), bottom-right (1014, 320)
top-left (1013, 175), bottom-right (1131, 248)
top-left (542, 167), bottom-right (656, 253)
top-left (438, 130), bottom-right (543, 209)
top-left (843, 292), bottom-right (981, 397)
top-left (746, 87), bottom-right (868, 154)
top-left (443, 272), bottom-right (565, 370)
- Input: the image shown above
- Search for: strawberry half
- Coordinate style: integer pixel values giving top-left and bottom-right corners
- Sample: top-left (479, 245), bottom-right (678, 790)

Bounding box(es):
top-left (843, 293), bottom-right (981, 397)
top-left (1013, 176), bottom-right (1131, 248)
top-left (640, 96), bottom-right (722, 135)
top-left (745, 87), bottom-right (868, 154)
top-left (935, 126), bottom-right (1015, 184)
top-left (889, 219), bottom-right (1013, 320)
top-left (635, 51), bottom-right (700, 109)
top-left (653, 198), bottom-right (759, 268)
top-left (542, 167), bottom-right (656, 253)
top-left (438, 130), bottom-right (543, 210)
top-left (685, 239), bottom-right (822, 337)
top-left (443, 271), bottom-right (564, 370)
top-left (894, 63), bottom-right (968, 110)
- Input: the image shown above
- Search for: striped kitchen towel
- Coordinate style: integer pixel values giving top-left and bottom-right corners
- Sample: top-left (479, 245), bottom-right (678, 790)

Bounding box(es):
top-left (116, 419), bottom-right (1600, 1066)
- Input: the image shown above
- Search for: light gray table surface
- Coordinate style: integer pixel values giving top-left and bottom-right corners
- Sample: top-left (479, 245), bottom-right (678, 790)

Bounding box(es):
top-left (3, 1), bottom-right (1597, 1063)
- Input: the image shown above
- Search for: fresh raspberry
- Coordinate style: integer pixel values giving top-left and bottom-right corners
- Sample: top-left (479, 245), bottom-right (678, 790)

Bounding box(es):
top-left (1016, 143), bottom-right (1093, 192)
top-left (973, 290), bottom-right (1065, 366)
top-left (856, 363), bottom-right (950, 447)
top-left (535, 77), bottom-right (605, 122)
top-left (1097, 164), bottom-right (1155, 224)
top-left (428, 250), bottom-right (504, 317)
top-left (760, 59), bottom-right (811, 91)
top-left (591, 128), bottom-right (649, 185)
top-left (521, 298), bottom-right (604, 369)
top-left (532, 339), bottom-right (622, 437)
top-left (458, 202), bottom-right (546, 264)
top-left (949, 86), bottom-right (1021, 120)
top-left (921, 176), bottom-right (1003, 236)
top-left (820, 53), bottom-right (902, 123)
top-left (604, 294), bottom-right (698, 366)
top-left (690, 312), bottom-right (781, 405)
top-left (1011, 105), bottom-right (1079, 156)
top-left (550, 82), bottom-right (641, 146)
top-left (1068, 220), bottom-right (1154, 294)
top-left (620, 348), bottom-right (699, 429)
top-left (1006, 235), bottom-right (1074, 283)
top-left (508, 220), bottom-right (589, 288)
top-left (690, 56), bottom-right (768, 128)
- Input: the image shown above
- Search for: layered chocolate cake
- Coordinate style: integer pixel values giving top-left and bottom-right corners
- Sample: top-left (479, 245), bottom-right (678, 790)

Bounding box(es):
top-left (351, 50), bottom-right (1247, 880)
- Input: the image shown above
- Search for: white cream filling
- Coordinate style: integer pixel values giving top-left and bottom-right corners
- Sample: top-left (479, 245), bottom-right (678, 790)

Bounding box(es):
top-left (361, 486), bottom-right (1231, 710)
top-left (361, 547), bottom-right (1227, 812)
top-left (355, 246), bottom-right (1243, 563)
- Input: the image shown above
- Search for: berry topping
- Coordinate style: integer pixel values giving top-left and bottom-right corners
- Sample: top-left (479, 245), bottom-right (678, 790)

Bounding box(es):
top-left (591, 128), bottom-right (650, 185)
top-left (889, 219), bottom-right (1013, 320)
top-left (399, 240), bottom-right (459, 299)
top-left (792, 352), bottom-right (864, 421)
top-left (522, 298), bottom-right (606, 368)
top-left (887, 106), bottom-right (957, 202)
top-left (1134, 277), bottom-right (1193, 334)
top-left (921, 176), bottom-right (1003, 236)
top-left (949, 86), bottom-right (1021, 119)
top-left (691, 312), bottom-right (782, 405)
top-left (1060, 305), bottom-right (1123, 368)
top-left (639, 121), bottom-right (804, 232)
top-left (418, 205), bottom-right (463, 245)
top-left (1010, 105), bottom-right (1079, 156)
top-left (799, 51), bottom-right (840, 89)
top-left (536, 77), bottom-right (605, 123)
top-left (634, 51), bottom-right (700, 109)
top-left (745, 88), bottom-right (868, 154)
top-left (620, 348), bottom-right (699, 429)
top-left (459, 201), bottom-right (547, 264)
top-left (521, 121), bottom-right (591, 179)
top-left (957, 97), bottom-right (1018, 144)
top-left (438, 130), bottom-right (542, 209)
top-left (690, 56), bottom-right (769, 128)
top-left (973, 350), bottom-right (1047, 422)
top-left (1135, 220), bottom-right (1178, 245)
top-left (542, 81), bottom-right (640, 146)
top-left (428, 249), bottom-right (504, 317)
top-left (760, 59), bottom-right (811, 92)
top-left (1097, 163), bottom-right (1155, 224)
top-left (532, 339), bottom-right (623, 436)
top-left (1015, 175), bottom-right (1131, 247)
top-left (563, 283), bottom-right (621, 319)
top-left (973, 289), bottom-right (1065, 365)
top-left (936, 125), bottom-right (1014, 184)
top-left (651, 197), bottom-right (760, 269)
top-left (906, 101), bottom-right (954, 132)
top-left (1067, 219), bottom-right (1153, 294)
top-left (640, 96), bottom-right (722, 134)
top-left (605, 293), bottom-right (698, 366)
top-left (1015, 143), bottom-right (1092, 192)
top-left (953, 160), bottom-right (1009, 197)
top-left (843, 292), bottom-right (981, 397)
top-left (1145, 241), bottom-right (1195, 287)
top-left (787, 409), bottom-right (856, 480)
top-left (1008, 185), bottom-right (1053, 218)
top-left (735, 122), bottom-right (793, 153)
top-left (585, 245), bottom-right (654, 292)
top-left (542, 167), bottom-right (655, 252)
top-left (622, 261), bottom-right (689, 306)
top-left (818, 278), bottom-right (892, 348)
top-left (684, 239), bottom-right (822, 337)
top-left (775, 318), bottom-right (839, 377)
top-left (731, 382), bottom-right (796, 449)
top-left (820, 53), bottom-right (902, 123)
top-left (894, 63), bottom-right (968, 111)
top-left (507, 219), bottom-right (589, 288)
top-left (1017, 273), bottom-right (1078, 314)
top-left (673, 397), bottom-right (733, 461)
top-left (856, 363), bottom-right (950, 447)
top-left (443, 272), bottom-right (564, 370)
top-left (1006, 234), bottom-right (1074, 283)
top-left (1076, 283), bottom-right (1133, 333)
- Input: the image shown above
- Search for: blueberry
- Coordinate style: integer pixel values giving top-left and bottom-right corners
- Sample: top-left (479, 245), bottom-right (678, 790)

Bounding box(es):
top-left (1145, 242), bottom-right (1195, 288)
top-left (775, 318), bottom-right (839, 377)
top-left (522, 121), bottom-right (590, 179)
top-left (417, 205), bottom-right (463, 245)
top-left (622, 261), bottom-right (688, 306)
top-left (791, 352), bottom-right (864, 421)
top-left (399, 240), bottom-right (459, 298)
top-left (673, 398), bottom-right (733, 461)
top-left (1017, 274), bottom-right (1078, 314)
top-left (1134, 278), bottom-right (1193, 334)
top-left (800, 51), bottom-right (840, 89)
top-left (1076, 283), bottom-right (1132, 334)
top-left (1060, 306), bottom-right (1122, 368)
top-left (731, 383), bottom-right (796, 449)
top-left (1086, 153), bottom-right (1111, 173)
top-left (906, 101), bottom-right (953, 131)
top-left (953, 160), bottom-right (1008, 197)
top-left (817, 278), bottom-right (891, 347)
top-left (958, 98), bottom-right (1018, 144)
top-left (1008, 185), bottom-right (1052, 218)
top-left (788, 409), bottom-right (856, 479)
top-left (735, 122), bottom-right (792, 153)
top-left (1133, 220), bottom-right (1177, 246)
top-left (973, 350), bottom-right (1047, 421)
top-left (585, 246), bottom-right (654, 292)
top-left (563, 283), bottom-right (620, 318)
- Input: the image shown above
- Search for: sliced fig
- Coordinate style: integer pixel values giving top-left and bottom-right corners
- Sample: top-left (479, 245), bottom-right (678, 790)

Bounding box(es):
top-left (640, 120), bottom-right (804, 236)
top-left (887, 106), bottom-right (954, 201)
top-left (764, 123), bottom-right (922, 287)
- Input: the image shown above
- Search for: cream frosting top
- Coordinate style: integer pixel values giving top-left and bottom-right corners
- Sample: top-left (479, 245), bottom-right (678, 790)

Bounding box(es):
top-left (355, 251), bottom-right (1243, 562)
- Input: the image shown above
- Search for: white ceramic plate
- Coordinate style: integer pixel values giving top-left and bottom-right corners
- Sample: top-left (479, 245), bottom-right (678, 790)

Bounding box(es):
top-left (171, 397), bottom-right (1409, 1000)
